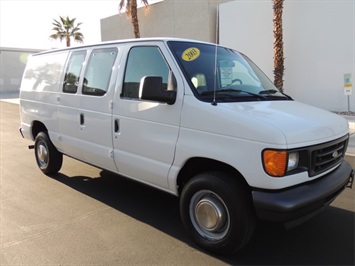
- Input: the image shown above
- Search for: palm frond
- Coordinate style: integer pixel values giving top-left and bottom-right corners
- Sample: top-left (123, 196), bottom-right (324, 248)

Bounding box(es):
top-left (49, 16), bottom-right (84, 47)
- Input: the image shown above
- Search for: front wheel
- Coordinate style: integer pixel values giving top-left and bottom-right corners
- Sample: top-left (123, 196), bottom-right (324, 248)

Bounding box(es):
top-left (180, 172), bottom-right (255, 255)
top-left (34, 132), bottom-right (63, 174)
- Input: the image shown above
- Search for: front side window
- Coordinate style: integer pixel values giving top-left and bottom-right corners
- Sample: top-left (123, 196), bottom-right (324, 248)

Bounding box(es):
top-left (122, 46), bottom-right (170, 99)
top-left (168, 41), bottom-right (290, 103)
top-left (63, 51), bottom-right (86, 93)
top-left (82, 47), bottom-right (118, 96)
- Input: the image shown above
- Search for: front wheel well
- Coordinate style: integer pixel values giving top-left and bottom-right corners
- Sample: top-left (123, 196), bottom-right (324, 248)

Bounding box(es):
top-left (176, 157), bottom-right (250, 195)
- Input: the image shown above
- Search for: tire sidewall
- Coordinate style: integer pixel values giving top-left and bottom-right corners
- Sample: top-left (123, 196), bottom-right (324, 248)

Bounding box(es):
top-left (180, 172), bottom-right (254, 255)
top-left (34, 132), bottom-right (62, 174)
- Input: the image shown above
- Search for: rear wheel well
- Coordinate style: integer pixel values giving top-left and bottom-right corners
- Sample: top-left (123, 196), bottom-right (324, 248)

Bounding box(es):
top-left (31, 121), bottom-right (47, 140)
top-left (176, 157), bottom-right (250, 195)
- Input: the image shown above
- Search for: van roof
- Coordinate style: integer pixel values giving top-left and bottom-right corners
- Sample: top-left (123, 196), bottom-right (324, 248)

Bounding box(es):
top-left (33, 37), bottom-right (217, 56)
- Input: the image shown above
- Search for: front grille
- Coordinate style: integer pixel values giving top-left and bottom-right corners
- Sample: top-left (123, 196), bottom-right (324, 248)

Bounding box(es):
top-left (309, 135), bottom-right (349, 176)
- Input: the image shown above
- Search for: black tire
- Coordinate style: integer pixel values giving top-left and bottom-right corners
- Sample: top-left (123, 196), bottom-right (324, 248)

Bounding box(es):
top-left (34, 132), bottom-right (63, 174)
top-left (180, 171), bottom-right (255, 255)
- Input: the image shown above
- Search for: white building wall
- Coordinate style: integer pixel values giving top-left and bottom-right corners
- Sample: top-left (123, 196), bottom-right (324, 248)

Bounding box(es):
top-left (220, 0), bottom-right (354, 112)
top-left (220, 1), bottom-right (274, 79)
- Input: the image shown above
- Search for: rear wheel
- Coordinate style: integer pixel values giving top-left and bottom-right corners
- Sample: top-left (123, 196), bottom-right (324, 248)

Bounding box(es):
top-left (34, 132), bottom-right (63, 174)
top-left (180, 171), bottom-right (255, 255)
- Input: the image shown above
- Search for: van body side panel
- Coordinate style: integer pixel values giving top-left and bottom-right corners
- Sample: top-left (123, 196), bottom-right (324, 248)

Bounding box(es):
top-left (171, 96), bottom-right (286, 190)
top-left (19, 51), bottom-right (69, 141)
top-left (113, 101), bottom-right (181, 189)
top-left (172, 95), bottom-right (350, 190)
top-left (78, 93), bottom-right (117, 172)
top-left (56, 50), bottom-right (88, 159)
top-left (75, 46), bottom-right (121, 172)
top-left (57, 92), bottom-right (83, 159)
top-left (112, 42), bottom-right (184, 190)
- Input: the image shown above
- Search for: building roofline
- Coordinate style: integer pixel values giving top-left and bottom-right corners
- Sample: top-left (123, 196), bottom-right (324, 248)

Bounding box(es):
top-left (0, 47), bottom-right (44, 53)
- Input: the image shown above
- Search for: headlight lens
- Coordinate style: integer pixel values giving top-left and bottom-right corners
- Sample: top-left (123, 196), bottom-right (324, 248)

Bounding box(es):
top-left (287, 152), bottom-right (299, 172)
top-left (262, 150), bottom-right (299, 177)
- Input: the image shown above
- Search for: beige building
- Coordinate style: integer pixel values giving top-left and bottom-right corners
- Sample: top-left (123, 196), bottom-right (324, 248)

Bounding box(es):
top-left (101, 0), bottom-right (229, 43)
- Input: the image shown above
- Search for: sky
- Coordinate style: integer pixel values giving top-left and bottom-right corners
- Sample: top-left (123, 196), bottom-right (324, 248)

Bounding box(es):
top-left (0, 0), bottom-right (121, 49)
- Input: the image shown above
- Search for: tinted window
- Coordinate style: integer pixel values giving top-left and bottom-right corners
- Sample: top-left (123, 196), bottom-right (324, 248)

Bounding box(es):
top-left (82, 47), bottom-right (118, 96)
top-left (63, 51), bottom-right (86, 93)
top-left (122, 46), bottom-right (170, 98)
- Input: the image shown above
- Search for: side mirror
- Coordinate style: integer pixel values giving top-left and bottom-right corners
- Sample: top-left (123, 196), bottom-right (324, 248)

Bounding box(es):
top-left (139, 76), bottom-right (176, 105)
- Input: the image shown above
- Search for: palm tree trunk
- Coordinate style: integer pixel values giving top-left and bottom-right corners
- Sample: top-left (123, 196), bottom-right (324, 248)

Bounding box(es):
top-left (131, 0), bottom-right (140, 38)
top-left (66, 35), bottom-right (71, 47)
top-left (273, 0), bottom-right (284, 92)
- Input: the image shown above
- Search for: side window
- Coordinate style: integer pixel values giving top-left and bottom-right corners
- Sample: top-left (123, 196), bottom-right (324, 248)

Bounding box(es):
top-left (63, 51), bottom-right (86, 93)
top-left (191, 73), bottom-right (207, 93)
top-left (122, 46), bottom-right (170, 98)
top-left (82, 47), bottom-right (118, 96)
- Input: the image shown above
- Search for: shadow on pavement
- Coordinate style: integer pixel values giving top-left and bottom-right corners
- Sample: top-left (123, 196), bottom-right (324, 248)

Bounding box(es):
top-left (51, 169), bottom-right (354, 265)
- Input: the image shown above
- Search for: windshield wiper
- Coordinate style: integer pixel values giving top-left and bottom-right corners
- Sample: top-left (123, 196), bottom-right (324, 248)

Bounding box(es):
top-left (260, 89), bottom-right (293, 100)
top-left (200, 89), bottom-right (237, 95)
top-left (259, 89), bottom-right (278, 94)
top-left (201, 89), bottom-right (266, 100)
top-left (237, 90), bottom-right (266, 99)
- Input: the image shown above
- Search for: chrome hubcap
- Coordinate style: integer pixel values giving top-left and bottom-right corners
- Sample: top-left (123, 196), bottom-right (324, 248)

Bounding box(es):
top-left (190, 190), bottom-right (230, 241)
top-left (195, 196), bottom-right (224, 231)
top-left (37, 142), bottom-right (48, 168)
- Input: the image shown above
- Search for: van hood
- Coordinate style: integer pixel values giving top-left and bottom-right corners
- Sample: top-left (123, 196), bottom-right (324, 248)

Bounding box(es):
top-left (221, 100), bottom-right (349, 146)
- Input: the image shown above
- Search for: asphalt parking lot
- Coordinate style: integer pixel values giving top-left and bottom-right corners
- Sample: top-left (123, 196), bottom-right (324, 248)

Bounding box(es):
top-left (1, 100), bottom-right (354, 265)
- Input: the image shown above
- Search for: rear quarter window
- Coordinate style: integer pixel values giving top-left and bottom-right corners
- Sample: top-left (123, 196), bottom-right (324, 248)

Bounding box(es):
top-left (21, 51), bottom-right (69, 92)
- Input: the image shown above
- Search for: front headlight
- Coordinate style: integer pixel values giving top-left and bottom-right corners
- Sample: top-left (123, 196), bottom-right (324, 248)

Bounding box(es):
top-left (262, 150), bottom-right (299, 177)
top-left (287, 152), bottom-right (299, 172)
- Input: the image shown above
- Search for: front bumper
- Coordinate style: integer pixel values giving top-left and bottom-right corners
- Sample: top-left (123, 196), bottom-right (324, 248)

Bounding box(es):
top-left (252, 160), bottom-right (354, 224)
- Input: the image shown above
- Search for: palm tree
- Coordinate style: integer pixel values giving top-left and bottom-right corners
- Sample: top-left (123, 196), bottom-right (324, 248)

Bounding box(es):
top-left (273, 0), bottom-right (284, 92)
top-left (119, 0), bottom-right (149, 38)
top-left (49, 16), bottom-right (84, 47)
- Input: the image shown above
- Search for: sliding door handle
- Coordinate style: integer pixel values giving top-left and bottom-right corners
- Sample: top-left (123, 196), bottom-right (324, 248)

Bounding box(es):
top-left (80, 113), bottom-right (84, 125)
top-left (114, 119), bottom-right (119, 133)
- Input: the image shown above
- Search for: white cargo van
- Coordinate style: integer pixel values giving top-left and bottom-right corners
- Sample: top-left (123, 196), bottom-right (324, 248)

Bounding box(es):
top-left (19, 38), bottom-right (354, 255)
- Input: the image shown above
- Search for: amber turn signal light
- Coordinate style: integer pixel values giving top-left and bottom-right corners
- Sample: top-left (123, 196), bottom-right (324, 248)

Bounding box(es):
top-left (262, 150), bottom-right (287, 177)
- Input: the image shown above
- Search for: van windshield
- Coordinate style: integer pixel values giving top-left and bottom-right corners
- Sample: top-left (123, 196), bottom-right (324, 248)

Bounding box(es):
top-left (167, 41), bottom-right (291, 103)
